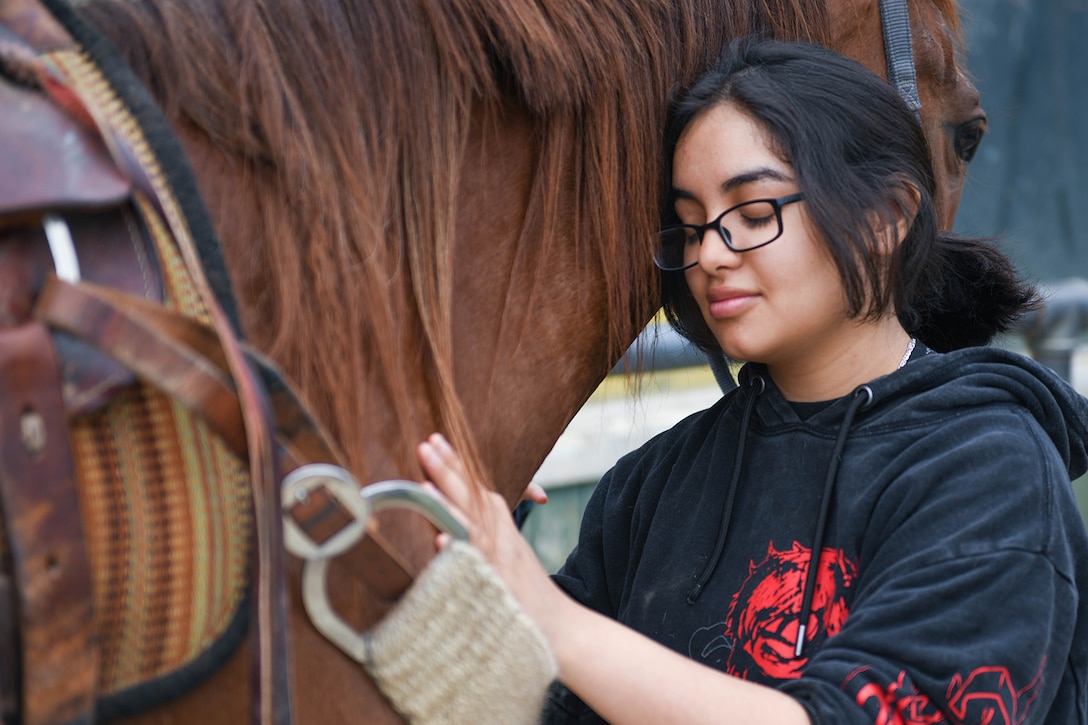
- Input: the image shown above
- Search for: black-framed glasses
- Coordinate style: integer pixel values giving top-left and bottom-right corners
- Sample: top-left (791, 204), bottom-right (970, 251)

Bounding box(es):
top-left (653, 193), bottom-right (805, 271)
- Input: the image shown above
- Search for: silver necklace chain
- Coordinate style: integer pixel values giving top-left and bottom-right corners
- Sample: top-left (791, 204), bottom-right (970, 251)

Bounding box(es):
top-left (898, 337), bottom-right (917, 369)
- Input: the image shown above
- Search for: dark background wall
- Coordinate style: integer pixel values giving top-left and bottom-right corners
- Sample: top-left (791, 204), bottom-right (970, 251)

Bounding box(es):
top-left (954, 0), bottom-right (1088, 283)
top-left (954, 0), bottom-right (1088, 522)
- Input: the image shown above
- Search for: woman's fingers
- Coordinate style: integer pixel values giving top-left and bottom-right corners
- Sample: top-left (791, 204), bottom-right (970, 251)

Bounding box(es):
top-left (417, 433), bottom-right (472, 508)
top-left (430, 433), bottom-right (466, 475)
top-left (520, 481), bottom-right (549, 506)
top-left (417, 435), bottom-right (566, 638)
top-left (418, 432), bottom-right (536, 552)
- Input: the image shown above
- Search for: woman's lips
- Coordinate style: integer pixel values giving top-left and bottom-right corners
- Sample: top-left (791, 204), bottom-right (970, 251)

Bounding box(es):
top-left (707, 288), bottom-right (757, 318)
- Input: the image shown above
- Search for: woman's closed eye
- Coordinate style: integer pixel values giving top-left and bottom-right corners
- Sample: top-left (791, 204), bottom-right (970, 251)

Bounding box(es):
top-left (740, 210), bottom-right (776, 229)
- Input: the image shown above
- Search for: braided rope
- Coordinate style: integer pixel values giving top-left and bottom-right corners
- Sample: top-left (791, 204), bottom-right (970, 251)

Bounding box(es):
top-left (364, 540), bottom-right (557, 725)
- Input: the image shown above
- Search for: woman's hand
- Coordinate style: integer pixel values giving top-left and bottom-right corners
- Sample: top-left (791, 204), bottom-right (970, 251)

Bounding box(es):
top-left (416, 433), bottom-right (568, 639)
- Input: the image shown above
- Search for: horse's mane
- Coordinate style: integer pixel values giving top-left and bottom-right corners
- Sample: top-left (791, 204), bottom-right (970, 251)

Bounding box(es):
top-left (77, 0), bottom-right (846, 485)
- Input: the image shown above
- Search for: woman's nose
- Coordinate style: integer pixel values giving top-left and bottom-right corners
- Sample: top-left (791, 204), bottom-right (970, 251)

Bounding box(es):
top-left (696, 226), bottom-right (740, 270)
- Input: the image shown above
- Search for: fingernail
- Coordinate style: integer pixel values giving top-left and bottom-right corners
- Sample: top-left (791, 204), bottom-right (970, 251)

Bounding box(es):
top-left (419, 443), bottom-right (437, 464)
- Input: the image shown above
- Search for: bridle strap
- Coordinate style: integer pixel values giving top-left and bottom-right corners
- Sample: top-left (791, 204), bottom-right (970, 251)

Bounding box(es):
top-left (878, 0), bottom-right (923, 116)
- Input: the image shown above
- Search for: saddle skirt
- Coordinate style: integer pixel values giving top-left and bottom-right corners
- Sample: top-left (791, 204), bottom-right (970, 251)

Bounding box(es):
top-left (0, 20), bottom-right (255, 724)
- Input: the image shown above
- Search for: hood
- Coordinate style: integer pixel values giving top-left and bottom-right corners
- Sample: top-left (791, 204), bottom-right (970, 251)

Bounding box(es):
top-left (735, 346), bottom-right (1088, 480)
top-left (841, 346), bottom-right (1088, 480)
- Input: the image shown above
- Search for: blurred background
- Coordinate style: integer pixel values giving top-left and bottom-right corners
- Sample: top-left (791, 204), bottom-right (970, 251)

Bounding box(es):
top-left (524, 0), bottom-right (1088, 572)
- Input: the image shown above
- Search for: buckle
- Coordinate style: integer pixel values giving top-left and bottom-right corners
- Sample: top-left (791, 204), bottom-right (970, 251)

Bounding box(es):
top-left (281, 463), bottom-right (470, 662)
top-left (282, 463), bottom-right (468, 560)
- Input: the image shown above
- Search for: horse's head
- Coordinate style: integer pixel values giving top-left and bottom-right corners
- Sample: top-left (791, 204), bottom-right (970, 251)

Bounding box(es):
top-left (832, 0), bottom-right (986, 227)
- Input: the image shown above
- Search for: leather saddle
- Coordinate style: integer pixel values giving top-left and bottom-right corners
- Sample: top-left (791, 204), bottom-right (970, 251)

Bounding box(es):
top-left (0, 15), bottom-right (300, 725)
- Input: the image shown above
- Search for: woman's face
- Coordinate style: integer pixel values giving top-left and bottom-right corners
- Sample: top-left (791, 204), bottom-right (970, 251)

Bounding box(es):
top-left (673, 102), bottom-right (854, 374)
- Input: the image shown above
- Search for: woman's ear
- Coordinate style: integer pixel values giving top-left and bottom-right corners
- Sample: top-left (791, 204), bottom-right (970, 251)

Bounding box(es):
top-left (871, 179), bottom-right (921, 255)
top-left (891, 180), bottom-right (922, 244)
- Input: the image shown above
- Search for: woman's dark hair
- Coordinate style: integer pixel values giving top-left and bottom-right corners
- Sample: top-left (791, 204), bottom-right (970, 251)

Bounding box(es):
top-left (660, 39), bottom-right (1039, 354)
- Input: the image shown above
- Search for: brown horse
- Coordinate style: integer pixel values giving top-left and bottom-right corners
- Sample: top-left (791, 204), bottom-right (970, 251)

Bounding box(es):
top-left (26, 0), bottom-right (985, 722)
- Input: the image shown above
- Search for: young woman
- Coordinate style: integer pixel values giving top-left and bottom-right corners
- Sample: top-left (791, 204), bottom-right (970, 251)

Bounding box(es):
top-left (418, 40), bottom-right (1088, 724)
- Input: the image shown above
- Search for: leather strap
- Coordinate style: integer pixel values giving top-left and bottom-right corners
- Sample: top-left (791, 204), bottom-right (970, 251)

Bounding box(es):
top-left (37, 276), bottom-right (247, 454)
top-left (0, 323), bottom-right (95, 725)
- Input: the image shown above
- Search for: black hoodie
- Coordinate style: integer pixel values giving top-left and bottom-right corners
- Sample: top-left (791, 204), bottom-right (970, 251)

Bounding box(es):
top-left (545, 346), bottom-right (1088, 724)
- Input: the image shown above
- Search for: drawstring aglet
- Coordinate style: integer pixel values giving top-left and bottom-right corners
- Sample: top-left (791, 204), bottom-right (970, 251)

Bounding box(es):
top-left (794, 624), bottom-right (807, 658)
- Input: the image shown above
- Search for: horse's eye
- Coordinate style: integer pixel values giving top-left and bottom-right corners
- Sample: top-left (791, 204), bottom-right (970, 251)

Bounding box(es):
top-left (954, 118), bottom-right (986, 163)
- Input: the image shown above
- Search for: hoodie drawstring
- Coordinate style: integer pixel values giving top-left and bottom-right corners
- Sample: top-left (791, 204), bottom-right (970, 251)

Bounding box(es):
top-left (794, 384), bottom-right (873, 657)
top-left (687, 375), bottom-right (765, 604)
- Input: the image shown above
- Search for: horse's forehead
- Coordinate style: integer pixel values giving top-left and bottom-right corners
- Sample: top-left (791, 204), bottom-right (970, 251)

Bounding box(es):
top-left (825, 0), bottom-right (883, 72)
top-left (910, 0), bottom-right (963, 90)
